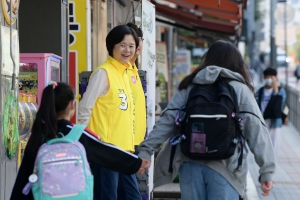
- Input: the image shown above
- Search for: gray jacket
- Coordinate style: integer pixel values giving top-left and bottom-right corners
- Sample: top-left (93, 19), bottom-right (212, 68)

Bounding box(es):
top-left (138, 66), bottom-right (276, 197)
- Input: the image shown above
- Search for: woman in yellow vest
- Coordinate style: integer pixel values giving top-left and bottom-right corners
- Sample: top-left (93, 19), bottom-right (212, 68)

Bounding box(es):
top-left (78, 25), bottom-right (144, 200)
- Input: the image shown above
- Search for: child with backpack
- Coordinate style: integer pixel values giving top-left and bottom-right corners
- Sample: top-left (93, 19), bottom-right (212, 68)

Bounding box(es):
top-left (138, 40), bottom-right (276, 200)
top-left (10, 82), bottom-right (149, 200)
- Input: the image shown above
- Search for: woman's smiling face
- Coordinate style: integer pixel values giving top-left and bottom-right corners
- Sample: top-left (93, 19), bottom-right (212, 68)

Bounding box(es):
top-left (112, 34), bottom-right (136, 64)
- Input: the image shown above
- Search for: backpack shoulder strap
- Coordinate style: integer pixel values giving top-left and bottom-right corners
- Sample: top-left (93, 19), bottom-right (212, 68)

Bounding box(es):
top-left (65, 124), bottom-right (86, 142)
top-left (219, 79), bottom-right (240, 113)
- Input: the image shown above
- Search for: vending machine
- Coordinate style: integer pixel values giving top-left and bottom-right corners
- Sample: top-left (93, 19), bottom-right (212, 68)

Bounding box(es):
top-left (17, 53), bottom-right (62, 166)
top-left (20, 53), bottom-right (62, 105)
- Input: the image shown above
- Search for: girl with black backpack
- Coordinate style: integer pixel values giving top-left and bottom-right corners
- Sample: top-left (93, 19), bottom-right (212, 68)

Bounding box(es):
top-left (138, 40), bottom-right (275, 200)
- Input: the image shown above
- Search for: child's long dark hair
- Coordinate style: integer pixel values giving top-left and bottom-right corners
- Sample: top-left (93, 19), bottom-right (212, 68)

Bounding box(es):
top-left (26, 82), bottom-right (75, 154)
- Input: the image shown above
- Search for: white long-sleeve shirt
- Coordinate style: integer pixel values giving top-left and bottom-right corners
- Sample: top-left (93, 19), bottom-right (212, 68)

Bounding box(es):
top-left (78, 69), bottom-right (109, 125)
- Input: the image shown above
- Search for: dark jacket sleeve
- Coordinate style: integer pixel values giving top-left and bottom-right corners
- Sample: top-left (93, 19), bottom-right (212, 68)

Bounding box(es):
top-left (79, 129), bottom-right (142, 174)
top-left (10, 149), bottom-right (35, 200)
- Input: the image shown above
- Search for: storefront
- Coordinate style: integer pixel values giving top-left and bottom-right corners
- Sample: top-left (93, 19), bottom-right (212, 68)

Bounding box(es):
top-left (153, 0), bottom-right (245, 109)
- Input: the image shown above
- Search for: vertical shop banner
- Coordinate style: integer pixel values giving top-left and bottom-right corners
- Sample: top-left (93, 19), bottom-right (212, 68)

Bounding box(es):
top-left (141, 0), bottom-right (156, 132)
top-left (156, 41), bottom-right (169, 102)
top-left (174, 49), bottom-right (191, 90)
top-left (141, 0), bottom-right (155, 196)
top-left (69, 0), bottom-right (88, 123)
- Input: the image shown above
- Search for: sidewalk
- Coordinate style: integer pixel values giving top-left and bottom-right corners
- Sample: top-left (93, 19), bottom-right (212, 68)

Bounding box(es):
top-left (246, 123), bottom-right (300, 200)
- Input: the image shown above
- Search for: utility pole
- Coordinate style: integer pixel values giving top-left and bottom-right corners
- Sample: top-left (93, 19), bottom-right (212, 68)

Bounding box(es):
top-left (278, 0), bottom-right (288, 83)
top-left (270, 0), bottom-right (277, 69)
top-left (247, 0), bottom-right (255, 69)
top-left (284, 1), bottom-right (288, 84)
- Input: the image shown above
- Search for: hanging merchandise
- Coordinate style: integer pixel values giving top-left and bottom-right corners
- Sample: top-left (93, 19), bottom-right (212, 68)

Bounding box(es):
top-left (1, 0), bottom-right (20, 25)
top-left (1, 25), bottom-right (20, 159)
top-left (2, 78), bottom-right (19, 159)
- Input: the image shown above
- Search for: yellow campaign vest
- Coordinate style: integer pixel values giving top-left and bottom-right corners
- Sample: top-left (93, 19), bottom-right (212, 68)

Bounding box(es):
top-left (127, 64), bottom-right (147, 145)
top-left (88, 57), bottom-right (135, 151)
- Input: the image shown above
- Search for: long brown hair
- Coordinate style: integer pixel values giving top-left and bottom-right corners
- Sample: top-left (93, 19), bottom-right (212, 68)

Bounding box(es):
top-left (178, 40), bottom-right (253, 92)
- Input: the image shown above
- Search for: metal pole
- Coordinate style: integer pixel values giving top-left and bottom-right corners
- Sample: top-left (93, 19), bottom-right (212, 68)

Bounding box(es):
top-left (284, 2), bottom-right (288, 84)
top-left (66, 2), bottom-right (70, 84)
top-left (247, 0), bottom-right (255, 69)
top-left (10, 0), bottom-right (16, 90)
top-left (168, 27), bottom-right (174, 96)
top-left (0, 15), bottom-right (3, 164)
top-left (270, 0), bottom-right (277, 69)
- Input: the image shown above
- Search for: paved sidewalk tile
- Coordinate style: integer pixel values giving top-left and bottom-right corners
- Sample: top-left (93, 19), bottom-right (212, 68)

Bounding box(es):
top-left (247, 124), bottom-right (300, 200)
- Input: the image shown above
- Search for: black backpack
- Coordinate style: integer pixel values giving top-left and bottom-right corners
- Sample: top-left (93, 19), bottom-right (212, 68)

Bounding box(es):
top-left (178, 79), bottom-right (243, 167)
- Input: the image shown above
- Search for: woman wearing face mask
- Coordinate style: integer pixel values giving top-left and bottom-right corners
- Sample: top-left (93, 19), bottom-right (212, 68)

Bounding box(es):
top-left (256, 68), bottom-right (286, 160)
top-left (78, 25), bottom-right (145, 200)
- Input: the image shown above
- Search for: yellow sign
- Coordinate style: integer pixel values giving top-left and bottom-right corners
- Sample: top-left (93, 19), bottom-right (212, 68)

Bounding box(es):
top-left (69, 0), bottom-right (87, 74)
top-left (69, 0), bottom-right (87, 124)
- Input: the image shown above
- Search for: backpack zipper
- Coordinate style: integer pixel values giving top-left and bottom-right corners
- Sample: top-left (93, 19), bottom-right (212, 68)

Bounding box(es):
top-left (190, 114), bottom-right (227, 118)
top-left (43, 158), bottom-right (82, 166)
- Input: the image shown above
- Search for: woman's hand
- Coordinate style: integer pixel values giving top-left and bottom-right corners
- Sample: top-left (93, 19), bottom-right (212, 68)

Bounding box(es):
top-left (261, 181), bottom-right (273, 196)
top-left (137, 159), bottom-right (151, 174)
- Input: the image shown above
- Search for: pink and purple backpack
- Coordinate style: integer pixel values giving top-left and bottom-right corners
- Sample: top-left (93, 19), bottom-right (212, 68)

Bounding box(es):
top-left (23, 125), bottom-right (93, 200)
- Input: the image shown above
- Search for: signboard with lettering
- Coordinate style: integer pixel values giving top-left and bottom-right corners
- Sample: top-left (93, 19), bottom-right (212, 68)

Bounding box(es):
top-left (141, 0), bottom-right (156, 197)
top-left (69, 0), bottom-right (88, 123)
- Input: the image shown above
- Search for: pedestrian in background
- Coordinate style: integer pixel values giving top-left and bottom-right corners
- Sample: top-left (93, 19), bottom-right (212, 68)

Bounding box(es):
top-left (78, 25), bottom-right (144, 200)
top-left (138, 40), bottom-right (275, 200)
top-left (256, 68), bottom-right (286, 160)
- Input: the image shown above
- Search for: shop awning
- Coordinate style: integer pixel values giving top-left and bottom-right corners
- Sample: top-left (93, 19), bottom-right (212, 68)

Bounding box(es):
top-left (153, 0), bottom-right (246, 38)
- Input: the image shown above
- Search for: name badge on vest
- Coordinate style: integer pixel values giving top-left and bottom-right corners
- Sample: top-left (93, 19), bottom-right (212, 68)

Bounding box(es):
top-left (131, 76), bottom-right (136, 84)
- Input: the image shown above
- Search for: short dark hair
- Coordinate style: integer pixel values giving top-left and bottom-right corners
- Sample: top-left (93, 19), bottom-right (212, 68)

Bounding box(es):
top-left (263, 68), bottom-right (277, 77)
top-left (106, 25), bottom-right (139, 57)
top-left (126, 22), bottom-right (143, 38)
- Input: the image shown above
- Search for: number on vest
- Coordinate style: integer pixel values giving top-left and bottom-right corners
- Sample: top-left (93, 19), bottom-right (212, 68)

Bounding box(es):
top-left (119, 93), bottom-right (128, 110)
